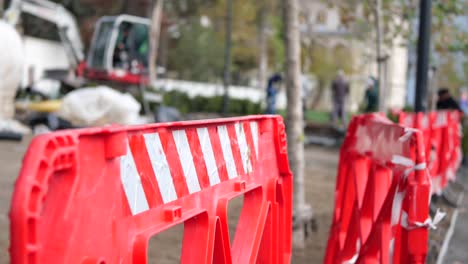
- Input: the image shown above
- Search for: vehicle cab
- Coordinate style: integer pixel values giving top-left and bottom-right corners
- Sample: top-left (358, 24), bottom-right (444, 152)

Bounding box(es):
top-left (81, 15), bottom-right (150, 85)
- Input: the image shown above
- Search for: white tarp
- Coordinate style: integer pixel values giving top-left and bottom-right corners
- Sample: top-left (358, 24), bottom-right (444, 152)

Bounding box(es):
top-left (0, 21), bottom-right (24, 120)
top-left (58, 86), bottom-right (141, 126)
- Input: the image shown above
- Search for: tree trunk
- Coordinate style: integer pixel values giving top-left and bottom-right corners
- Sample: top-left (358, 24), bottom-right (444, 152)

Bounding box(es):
top-left (374, 0), bottom-right (386, 112)
top-left (284, 0), bottom-right (305, 248)
top-left (0, 0), bottom-right (4, 16)
top-left (158, 24), bottom-right (169, 77)
top-left (149, 0), bottom-right (163, 85)
top-left (222, 0), bottom-right (233, 115)
top-left (257, 1), bottom-right (268, 91)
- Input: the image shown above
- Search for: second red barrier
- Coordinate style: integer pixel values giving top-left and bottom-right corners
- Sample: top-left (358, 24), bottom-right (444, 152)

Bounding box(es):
top-left (399, 110), bottom-right (462, 194)
top-left (325, 114), bottom-right (431, 264)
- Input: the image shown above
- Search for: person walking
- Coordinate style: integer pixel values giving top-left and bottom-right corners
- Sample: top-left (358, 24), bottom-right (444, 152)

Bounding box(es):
top-left (363, 76), bottom-right (378, 112)
top-left (331, 70), bottom-right (349, 127)
top-left (459, 89), bottom-right (467, 114)
top-left (437, 88), bottom-right (467, 166)
top-left (265, 73), bottom-right (282, 114)
top-left (436, 88), bottom-right (462, 112)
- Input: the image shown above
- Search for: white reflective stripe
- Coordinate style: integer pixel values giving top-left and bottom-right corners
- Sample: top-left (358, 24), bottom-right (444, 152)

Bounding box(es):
top-left (218, 125), bottom-right (238, 179)
top-left (342, 239), bottom-right (360, 264)
top-left (120, 143), bottom-right (149, 215)
top-left (173, 130), bottom-right (201, 194)
top-left (391, 190), bottom-right (405, 226)
top-left (436, 112), bottom-right (447, 126)
top-left (414, 163), bottom-right (427, 170)
top-left (389, 238), bottom-right (395, 264)
top-left (250, 121), bottom-right (259, 158)
top-left (431, 176), bottom-right (443, 195)
top-left (144, 133), bottom-right (178, 203)
top-left (422, 115), bottom-right (429, 128)
top-left (197, 127), bottom-right (220, 186)
top-left (404, 116), bottom-right (413, 127)
top-left (235, 122), bottom-right (252, 174)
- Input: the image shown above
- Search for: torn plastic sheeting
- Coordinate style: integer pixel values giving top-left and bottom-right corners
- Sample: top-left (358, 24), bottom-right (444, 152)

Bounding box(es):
top-left (403, 115), bottom-right (414, 127)
top-left (370, 113), bottom-right (393, 124)
top-left (353, 123), bottom-right (408, 163)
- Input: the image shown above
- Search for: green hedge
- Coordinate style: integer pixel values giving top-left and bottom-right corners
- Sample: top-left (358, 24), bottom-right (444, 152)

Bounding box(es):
top-left (162, 90), bottom-right (262, 116)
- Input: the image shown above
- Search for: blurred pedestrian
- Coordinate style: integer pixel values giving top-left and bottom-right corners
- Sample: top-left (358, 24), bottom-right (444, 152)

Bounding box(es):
top-left (437, 88), bottom-right (467, 166)
top-left (331, 70), bottom-right (349, 126)
top-left (436, 88), bottom-right (462, 112)
top-left (363, 76), bottom-right (378, 112)
top-left (459, 89), bottom-right (468, 166)
top-left (460, 89), bottom-right (468, 115)
top-left (265, 73), bottom-right (282, 114)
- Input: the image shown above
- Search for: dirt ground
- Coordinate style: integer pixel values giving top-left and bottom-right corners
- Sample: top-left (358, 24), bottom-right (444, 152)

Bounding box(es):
top-left (0, 138), bottom-right (31, 264)
top-left (0, 136), bottom-right (339, 263)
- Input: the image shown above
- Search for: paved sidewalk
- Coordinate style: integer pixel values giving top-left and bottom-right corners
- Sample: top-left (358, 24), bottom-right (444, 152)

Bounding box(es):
top-left (444, 166), bottom-right (468, 264)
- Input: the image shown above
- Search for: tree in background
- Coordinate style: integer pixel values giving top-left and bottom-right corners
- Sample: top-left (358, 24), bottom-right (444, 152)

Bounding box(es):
top-left (268, 12), bottom-right (286, 73)
top-left (256, 0), bottom-right (268, 90)
top-left (304, 42), bottom-right (356, 110)
top-left (0, 0), bottom-right (5, 15)
top-left (284, 0), bottom-right (306, 248)
top-left (149, 0), bottom-right (163, 84)
top-left (437, 56), bottom-right (467, 94)
top-left (332, 0), bottom-right (467, 105)
top-left (222, 0), bottom-right (233, 114)
top-left (167, 18), bottom-right (224, 82)
top-left (256, 0), bottom-right (286, 89)
top-left (201, 0), bottom-right (258, 84)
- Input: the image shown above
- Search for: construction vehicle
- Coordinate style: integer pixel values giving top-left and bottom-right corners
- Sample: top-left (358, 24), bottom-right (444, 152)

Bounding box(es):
top-left (4, 0), bottom-right (151, 87)
top-left (81, 15), bottom-right (150, 85)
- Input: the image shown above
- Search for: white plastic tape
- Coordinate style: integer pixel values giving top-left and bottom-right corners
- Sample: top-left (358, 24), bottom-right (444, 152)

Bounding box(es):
top-left (342, 239), bottom-right (361, 264)
top-left (400, 209), bottom-right (446, 230)
top-left (392, 155), bottom-right (415, 167)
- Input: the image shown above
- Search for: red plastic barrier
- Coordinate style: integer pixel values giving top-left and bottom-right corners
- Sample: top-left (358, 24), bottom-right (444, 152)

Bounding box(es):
top-left (399, 111), bottom-right (462, 194)
top-left (448, 111), bottom-right (463, 177)
top-left (325, 114), bottom-right (431, 264)
top-left (10, 116), bottom-right (292, 263)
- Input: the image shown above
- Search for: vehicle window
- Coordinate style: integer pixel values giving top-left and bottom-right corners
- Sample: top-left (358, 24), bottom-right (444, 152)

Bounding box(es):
top-left (113, 22), bottom-right (149, 70)
top-left (88, 21), bottom-right (114, 69)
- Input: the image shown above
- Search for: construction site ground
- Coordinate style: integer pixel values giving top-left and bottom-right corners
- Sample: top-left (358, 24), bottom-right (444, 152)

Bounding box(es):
top-left (444, 165), bottom-right (468, 264)
top-left (0, 136), bottom-right (466, 263)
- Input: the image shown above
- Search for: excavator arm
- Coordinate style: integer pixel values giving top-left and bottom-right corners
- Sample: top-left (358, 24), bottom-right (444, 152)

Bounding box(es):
top-left (4, 0), bottom-right (84, 67)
